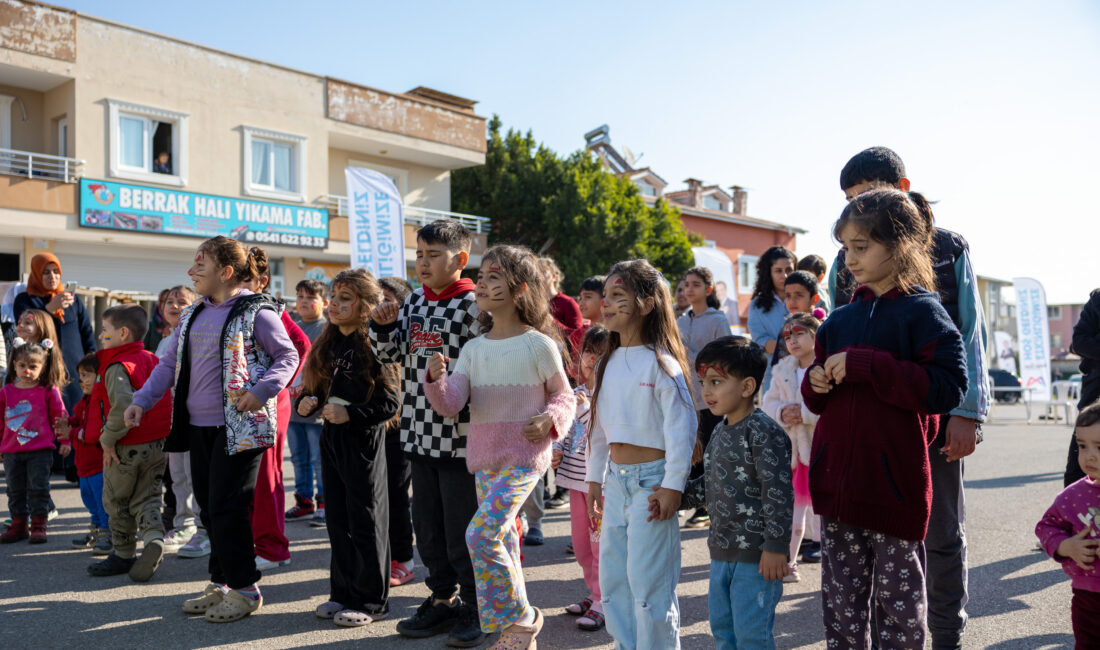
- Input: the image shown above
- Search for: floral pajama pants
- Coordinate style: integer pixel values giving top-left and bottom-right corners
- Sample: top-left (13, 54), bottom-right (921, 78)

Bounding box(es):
top-left (821, 518), bottom-right (927, 649)
top-left (467, 466), bottom-right (542, 633)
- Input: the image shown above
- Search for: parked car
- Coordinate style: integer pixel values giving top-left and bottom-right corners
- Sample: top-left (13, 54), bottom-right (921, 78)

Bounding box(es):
top-left (989, 368), bottom-right (1022, 403)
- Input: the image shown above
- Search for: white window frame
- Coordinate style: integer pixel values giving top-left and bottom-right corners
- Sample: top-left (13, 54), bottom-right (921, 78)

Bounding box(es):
top-left (348, 159), bottom-right (407, 199)
top-left (242, 125), bottom-right (307, 202)
top-left (703, 195), bottom-right (724, 211)
top-left (737, 254), bottom-right (759, 295)
top-left (107, 98), bottom-right (188, 186)
top-left (0, 94), bottom-right (14, 149)
top-left (1048, 305), bottom-right (1063, 321)
top-left (635, 178), bottom-right (656, 197)
top-left (57, 116), bottom-right (69, 157)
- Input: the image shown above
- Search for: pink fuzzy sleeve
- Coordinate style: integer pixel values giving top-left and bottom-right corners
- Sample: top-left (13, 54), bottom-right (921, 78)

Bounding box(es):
top-left (424, 372), bottom-right (470, 418)
top-left (543, 372), bottom-right (574, 440)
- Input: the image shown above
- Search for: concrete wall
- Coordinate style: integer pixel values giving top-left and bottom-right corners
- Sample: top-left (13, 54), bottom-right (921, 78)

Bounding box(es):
top-left (0, 0), bottom-right (76, 62)
top-left (0, 83), bottom-right (44, 152)
top-left (327, 148), bottom-right (451, 210)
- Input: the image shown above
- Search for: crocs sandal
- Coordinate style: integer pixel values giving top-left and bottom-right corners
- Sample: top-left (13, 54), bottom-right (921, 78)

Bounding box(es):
top-left (565, 597), bottom-right (592, 616)
top-left (334, 608), bottom-right (387, 627)
top-left (488, 607), bottom-right (543, 650)
top-left (182, 584), bottom-right (225, 615)
top-left (204, 590), bottom-right (262, 623)
top-left (315, 600), bottom-right (344, 619)
top-left (577, 608), bottom-right (605, 631)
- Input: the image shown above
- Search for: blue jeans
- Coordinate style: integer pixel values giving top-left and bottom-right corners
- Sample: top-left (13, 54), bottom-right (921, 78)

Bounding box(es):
top-left (79, 472), bottom-right (110, 529)
top-left (709, 560), bottom-right (783, 650)
top-left (599, 458), bottom-right (681, 650)
top-left (287, 422), bottom-right (323, 499)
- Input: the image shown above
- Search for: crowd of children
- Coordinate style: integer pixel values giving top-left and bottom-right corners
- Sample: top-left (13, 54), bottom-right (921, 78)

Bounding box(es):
top-left (4, 144), bottom-right (1098, 649)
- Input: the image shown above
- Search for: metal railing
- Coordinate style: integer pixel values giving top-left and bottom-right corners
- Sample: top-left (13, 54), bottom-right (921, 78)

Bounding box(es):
top-left (320, 194), bottom-right (490, 234)
top-left (0, 148), bottom-right (84, 183)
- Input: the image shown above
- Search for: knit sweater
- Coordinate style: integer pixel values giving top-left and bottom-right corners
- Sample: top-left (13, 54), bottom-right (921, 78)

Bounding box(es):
top-left (801, 285), bottom-right (967, 541)
top-left (425, 329), bottom-right (574, 476)
top-left (1035, 476), bottom-right (1100, 593)
top-left (552, 386), bottom-right (591, 492)
top-left (682, 409), bottom-right (793, 564)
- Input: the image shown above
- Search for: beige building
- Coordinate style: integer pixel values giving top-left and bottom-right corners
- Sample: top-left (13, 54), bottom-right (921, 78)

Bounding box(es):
top-left (0, 0), bottom-right (488, 298)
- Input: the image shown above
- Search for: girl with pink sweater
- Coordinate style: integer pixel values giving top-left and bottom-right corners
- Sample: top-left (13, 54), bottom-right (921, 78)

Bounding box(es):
top-left (426, 245), bottom-right (574, 650)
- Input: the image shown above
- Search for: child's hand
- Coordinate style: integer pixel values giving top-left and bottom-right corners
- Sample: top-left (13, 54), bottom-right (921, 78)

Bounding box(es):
top-left (809, 366), bottom-right (832, 394)
top-left (59, 444), bottom-right (72, 457)
top-left (587, 482), bottom-right (603, 528)
top-left (523, 413), bottom-right (553, 442)
top-left (759, 550), bottom-right (790, 581)
top-left (691, 436), bottom-right (705, 465)
top-left (54, 417), bottom-right (71, 437)
top-left (234, 391), bottom-right (263, 413)
top-left (575, 391), bottom-right (588, 407)
top-left (102, 443), bottom-right (120, 468)
top-left (551, 449), bottom-right (563, 470)
top-left (297, 396), bottom-right (318, 417)
top-left (322, 403), bottom-right (350, 425)
top-left (1057, 527), bottom-right (1099, 571)
top-left (824, 352), bottom-right (847, 384)
top-left (124, 405), bottom-right (145, 428)
top-left (371, 302), bottom-right (399, 325)
top-left (780, 404), bottom-right (803, 426)
top-left (427, 353), bottom-right (448, 382)
top-left (646, 487), bottom-right (682, 522)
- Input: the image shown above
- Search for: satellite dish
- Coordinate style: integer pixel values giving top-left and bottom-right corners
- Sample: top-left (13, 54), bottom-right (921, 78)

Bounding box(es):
top-left (622, 145), bottom-right (637, 168)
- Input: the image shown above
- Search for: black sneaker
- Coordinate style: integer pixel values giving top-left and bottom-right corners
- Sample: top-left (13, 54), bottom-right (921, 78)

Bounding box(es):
top-left (524, 527), bottom-right (544, 546)
top-left (546, 489), bottom-right (569, 509)
top-left (396, 596), bottom-right (461, 638)
top-left (446, 602), bottom-right (486, 648)
top-left (801, 541), bottom-right (822, 564)
top-left (685, 508), bottom-right (711, 528)
top-left (88, 553), bottom-right (137, 577)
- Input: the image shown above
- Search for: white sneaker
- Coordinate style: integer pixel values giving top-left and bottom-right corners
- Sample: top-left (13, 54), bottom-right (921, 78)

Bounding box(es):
top-left (178, 531), bottom-right (211, 558)
top-left (163, 526), bottom-right (198, 551)
top-left (47, 508), bottom-right (59, 521)
top-left (255, 555), bottom-right (291, 572)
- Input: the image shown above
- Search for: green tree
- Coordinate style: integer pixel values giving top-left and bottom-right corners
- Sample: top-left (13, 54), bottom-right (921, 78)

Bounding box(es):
top-left (453, 116), bottom-right (701, 294)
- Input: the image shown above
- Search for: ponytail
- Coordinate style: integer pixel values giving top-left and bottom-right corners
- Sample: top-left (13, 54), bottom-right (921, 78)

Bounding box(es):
top-left (198, 236), bottom-right (258, 284)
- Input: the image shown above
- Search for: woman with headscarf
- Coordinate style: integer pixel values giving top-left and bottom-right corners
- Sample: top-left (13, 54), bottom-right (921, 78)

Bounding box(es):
top-left (13, 253), bottom-right (97, 410)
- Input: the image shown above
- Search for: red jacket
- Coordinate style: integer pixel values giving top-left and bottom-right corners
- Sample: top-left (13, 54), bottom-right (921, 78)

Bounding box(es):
top-left (67, 395), bottom-right (103, 478)
top-left (86, 341), bottom-right (171, 446)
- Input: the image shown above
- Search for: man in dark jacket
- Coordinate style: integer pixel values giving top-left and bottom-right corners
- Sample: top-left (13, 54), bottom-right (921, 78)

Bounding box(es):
top-left (1067, 289), bottom-right (1100, 486)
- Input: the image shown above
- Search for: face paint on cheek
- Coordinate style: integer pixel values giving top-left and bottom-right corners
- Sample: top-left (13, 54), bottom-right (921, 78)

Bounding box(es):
top-left (490, 287), bottom-right (505, 300)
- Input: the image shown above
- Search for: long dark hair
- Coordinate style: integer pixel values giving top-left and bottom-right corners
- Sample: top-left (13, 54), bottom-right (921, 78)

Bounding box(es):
top-left (833, 189), bottom-right (935, 294)
top-left (591, 259), bottom-right (696, 418)
top-left (683, 266), bottom-right (721, 311)
top-left (751, 246), bottom-right (797, 312)
top-left (302, 268), bottom-right (393, 401)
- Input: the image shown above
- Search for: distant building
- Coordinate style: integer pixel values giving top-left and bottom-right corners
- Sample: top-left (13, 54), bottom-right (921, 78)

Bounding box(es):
top-left (585, 125), bottom-right (806, 326)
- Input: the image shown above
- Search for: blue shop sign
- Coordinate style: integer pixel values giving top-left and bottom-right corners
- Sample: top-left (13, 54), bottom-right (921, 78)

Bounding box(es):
top-left (79, 179), bottom-right (329, 249)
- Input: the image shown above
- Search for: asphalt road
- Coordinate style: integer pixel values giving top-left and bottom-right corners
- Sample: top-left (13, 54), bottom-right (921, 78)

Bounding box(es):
top-left (0, 403), bottom-right (1078, 648)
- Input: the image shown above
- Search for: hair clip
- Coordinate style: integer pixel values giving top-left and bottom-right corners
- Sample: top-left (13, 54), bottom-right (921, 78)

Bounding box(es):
top-left (40, 339), bottom-right (54, 350)
top-left (812, 308), bottom-right (826, 319)
top-left (12, 337), bottom-right (25, 348)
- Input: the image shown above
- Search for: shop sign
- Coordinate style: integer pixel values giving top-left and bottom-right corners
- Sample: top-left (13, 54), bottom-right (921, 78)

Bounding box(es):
top-left (79, 179), bottom-right (329, 249)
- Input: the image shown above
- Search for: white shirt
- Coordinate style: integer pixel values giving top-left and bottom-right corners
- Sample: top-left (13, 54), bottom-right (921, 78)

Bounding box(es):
top-left (585, 345), bottom-right (698, 491)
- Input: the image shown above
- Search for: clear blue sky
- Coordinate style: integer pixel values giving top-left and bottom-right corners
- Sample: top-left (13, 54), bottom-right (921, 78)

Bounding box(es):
top-left (62, 0), bottom-right (1100, 303)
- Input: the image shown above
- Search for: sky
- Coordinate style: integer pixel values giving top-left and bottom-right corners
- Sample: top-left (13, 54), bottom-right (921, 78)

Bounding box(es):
top-left (60, 0), bottom-right (1100, 303)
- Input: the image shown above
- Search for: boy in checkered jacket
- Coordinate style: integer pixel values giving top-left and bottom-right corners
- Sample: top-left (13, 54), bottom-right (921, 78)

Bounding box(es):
top-left (370, 220), bottom-right (484, 647)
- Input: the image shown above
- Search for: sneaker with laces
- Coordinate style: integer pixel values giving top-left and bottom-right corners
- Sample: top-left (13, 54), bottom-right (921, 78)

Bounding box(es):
top-left (178, 531), bottom-right (211, 558)
top-left (285, 493), bottom-right (315, 520)
top-left (163, 526), bottom-right (198, 551)
top-left (72, 525), bottom-right (97, 549)
top-left (447, 602), bottom-right (487, 647)
top-left (92, 530), bottom-right (113, 556)
top-left (310, 506), bottom-right (327, 528)
top-left (396, 596), bottom-right (462, 639)
top-left (255, 555), bottom-right (291, 572)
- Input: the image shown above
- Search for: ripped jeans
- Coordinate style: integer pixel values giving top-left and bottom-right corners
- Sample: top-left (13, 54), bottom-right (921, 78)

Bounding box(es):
top-left (709, 560), bottom-right (783, 650)
top-left (599, 459), bottom-right (681, 650)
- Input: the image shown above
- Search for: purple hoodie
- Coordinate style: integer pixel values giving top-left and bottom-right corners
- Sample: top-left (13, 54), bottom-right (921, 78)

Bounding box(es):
top-left (133, 290), bottom-right (297, 426)
top-left (1036, 476), bottom-right (1100, 593)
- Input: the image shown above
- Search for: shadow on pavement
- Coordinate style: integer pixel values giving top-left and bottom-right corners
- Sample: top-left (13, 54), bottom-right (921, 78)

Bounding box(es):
top-left (965, 472), bottom-right (1063, 490)
top-left (968, 550), bottom-right (1065, 619)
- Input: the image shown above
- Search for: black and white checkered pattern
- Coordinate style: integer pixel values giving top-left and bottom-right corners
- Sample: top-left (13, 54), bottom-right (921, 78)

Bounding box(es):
top-left (370, 288), bottom-right (478, 459)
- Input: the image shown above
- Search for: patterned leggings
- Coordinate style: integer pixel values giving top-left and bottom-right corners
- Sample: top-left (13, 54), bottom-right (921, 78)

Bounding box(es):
top-left (821, 518), bottom-right (927, 650)
top-left (467, 466), bottom-right (542, 633)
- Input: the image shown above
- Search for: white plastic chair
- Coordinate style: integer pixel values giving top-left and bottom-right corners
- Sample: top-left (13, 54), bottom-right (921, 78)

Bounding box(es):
top-left (1031, 381), bottom-right (1078, 426)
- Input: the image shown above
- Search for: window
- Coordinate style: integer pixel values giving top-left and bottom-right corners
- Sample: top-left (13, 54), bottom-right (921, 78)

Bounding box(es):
top-left (1052, 333), bottom-right (1063, 350)
top-left (704, 195), bottom-right (724, 211)
top-left (107, 99), bottom-right (188, 186)
top-left (635, 179), bottom-right (656, 197)
top-left (242, 126), bottom-right (306, 201)
top-left (1048, 306), bottom-right (1063, 321)
top-left (56, 117), bottom-right (68, 157)
top-left (268, 258), bottom-right (285, 298)
top-left (737, 254), bottom-right (759, 295)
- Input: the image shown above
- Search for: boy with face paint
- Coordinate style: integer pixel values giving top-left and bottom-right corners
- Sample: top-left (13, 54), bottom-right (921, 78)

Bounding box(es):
top-left (370, 220), bottom-right (485, 647)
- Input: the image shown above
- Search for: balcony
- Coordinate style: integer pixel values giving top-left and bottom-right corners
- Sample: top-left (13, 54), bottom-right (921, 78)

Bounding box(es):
top-left (320, 194), bottom-right (490, 234)
top-left (0, 148), bottom-right (84, 183)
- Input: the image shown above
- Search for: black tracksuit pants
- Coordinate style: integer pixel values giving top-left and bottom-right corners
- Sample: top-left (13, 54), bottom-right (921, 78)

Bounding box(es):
top-left (386, 427), bottom-right (414, 564)
top-left (321, 422), bottom-right (390, 615)
top-left (189, 425), bottom-right (263, 590)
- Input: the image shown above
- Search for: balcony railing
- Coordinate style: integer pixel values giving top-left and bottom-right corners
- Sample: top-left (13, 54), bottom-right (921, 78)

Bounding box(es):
top-left (0, 148), bottom-right (84, 183)
top-left (320, 194), bottom-right (490, 234)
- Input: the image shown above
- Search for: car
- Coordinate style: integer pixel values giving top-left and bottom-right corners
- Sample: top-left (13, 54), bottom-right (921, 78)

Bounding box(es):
top-left (989, 368), bottom-right (1022, 403)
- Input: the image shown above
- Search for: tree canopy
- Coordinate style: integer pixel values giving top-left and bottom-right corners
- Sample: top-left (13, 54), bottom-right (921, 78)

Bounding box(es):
top-left (452, 115), bottom-right (700, 294)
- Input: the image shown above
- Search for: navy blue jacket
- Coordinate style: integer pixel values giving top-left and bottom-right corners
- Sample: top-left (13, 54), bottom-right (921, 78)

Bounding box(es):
top-left (801, 285), bottom-right (966, 541)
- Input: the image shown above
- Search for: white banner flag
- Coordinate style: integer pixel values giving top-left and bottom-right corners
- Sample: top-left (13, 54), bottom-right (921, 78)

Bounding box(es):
top-left (993, 330), bottom-right (1018, 376)
top-left (1013, 277), bottom-right (1051, 402)
top-left (345, 167), bottom-right (406, 280)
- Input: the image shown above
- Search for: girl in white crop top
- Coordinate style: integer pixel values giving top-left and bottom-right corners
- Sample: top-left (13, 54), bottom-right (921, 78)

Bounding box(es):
top-left (585, 259), bottom-right (697, 649)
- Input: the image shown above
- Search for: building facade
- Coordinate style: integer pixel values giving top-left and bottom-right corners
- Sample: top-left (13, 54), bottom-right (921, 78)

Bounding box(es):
top-left (0, 0), bottom-right (488, 299)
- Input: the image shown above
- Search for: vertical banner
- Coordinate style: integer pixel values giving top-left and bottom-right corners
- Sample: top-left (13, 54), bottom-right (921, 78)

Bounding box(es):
top-left (993, 330), bottom-right (1018, 375)
top-left (1013, 277), bottom-right (1051, 402)
top-left (345, 167), bottom-right (406, 280)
